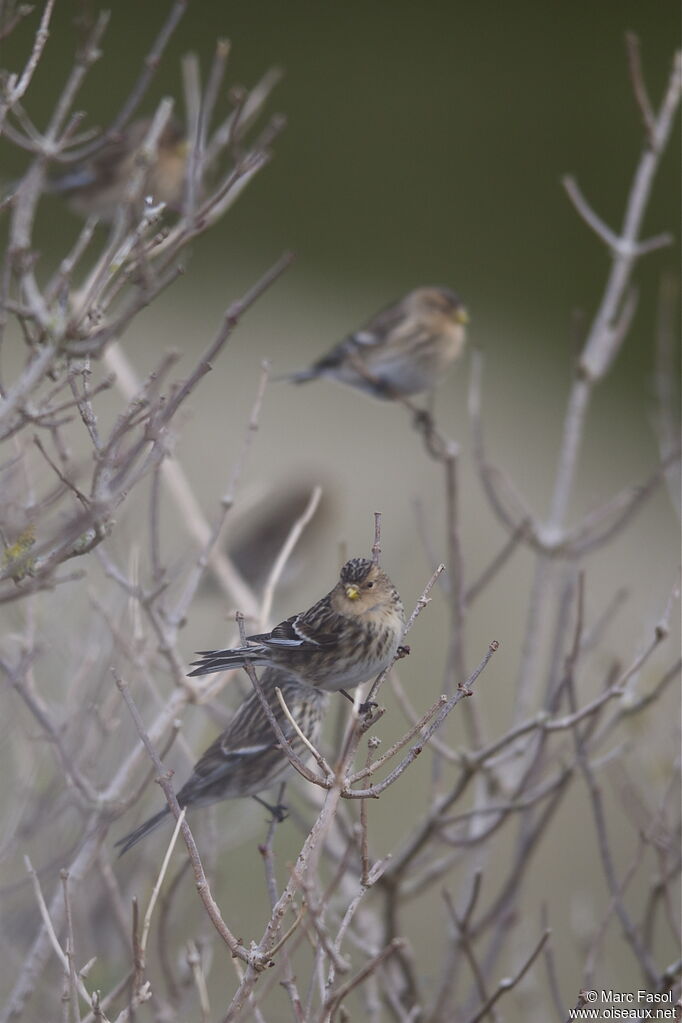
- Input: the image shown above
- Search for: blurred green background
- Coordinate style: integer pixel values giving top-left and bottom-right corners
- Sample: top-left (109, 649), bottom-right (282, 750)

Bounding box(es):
top-left (6, 0), bottom-right (680, 356)
top-left (4, 0), bottom-right (678, 580)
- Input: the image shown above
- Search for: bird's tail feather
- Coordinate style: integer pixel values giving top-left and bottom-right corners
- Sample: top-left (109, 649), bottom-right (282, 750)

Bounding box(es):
top-left (115, 806), bottom-right (170, 856)
top-left (45, 169), bottom-right (97, 194)
top-left (272, 369), bottom-right (317, 385)
top-left (187, 647), bottom-right (263, 677)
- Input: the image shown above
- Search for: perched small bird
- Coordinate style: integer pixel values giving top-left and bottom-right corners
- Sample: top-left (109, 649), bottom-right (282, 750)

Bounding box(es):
top-left (47, 118), bottom-right (187, 220)
top-left (189, 557), bottom-right (405, 695)
top-left (283, 286), bottom-right (469, 399)
top-left (116, 668), bottom-right (329, 855)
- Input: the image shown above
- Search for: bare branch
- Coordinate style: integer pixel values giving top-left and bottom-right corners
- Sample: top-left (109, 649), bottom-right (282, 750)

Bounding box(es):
top-left (562, 175), bottom-right (620, 250)
top-left (625, 31), bottom-right (657, 143)
top-left (114, 670), bottom-right (270, 971)
top-left (259, 484), bottom-right (323, 630)
top-left (464, 930), bottom-right (550, 1023)
top-left (371, 511), bottom-right (382, 566)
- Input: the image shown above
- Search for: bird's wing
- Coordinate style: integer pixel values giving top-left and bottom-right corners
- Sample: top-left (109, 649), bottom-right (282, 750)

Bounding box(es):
top-left (252, 598), bottom-right (338, 651)
top-left (182, 684), bottom-right (288, 795)
top-left (90, 136), bottom-right (133, 177)
top-left (178, 742), bottom-right (276, 802)
top-left (49, 136), bottom-right (133, 195)
top-left (356, 296), bottom-right (408, 344)
top-left (46, 167), bottom-right (99, 194)
top-left (189, 731), bottom-right (276, 784)
top-left (288, 598), bottom-right (339, 647)
top-left (245, 616), bottom-right (306, 648)
top-left (311, 296), bottom-right (405, 371)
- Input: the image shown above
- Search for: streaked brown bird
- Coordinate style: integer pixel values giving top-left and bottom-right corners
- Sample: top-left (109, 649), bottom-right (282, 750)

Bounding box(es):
top-left (189, 557), bottom-right (404, 694)
top-left (116, 668), bottom-right (329, 855)
top-left (48, 118), bottom-right (187, 221)
top-left (282, 286), bottom-right (469, 399)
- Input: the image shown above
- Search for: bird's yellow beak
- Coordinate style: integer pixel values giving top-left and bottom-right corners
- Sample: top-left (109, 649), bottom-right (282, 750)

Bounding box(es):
top-left (345, 583), bottom-right (360, 600)
top-left (456, 307), bottom-right (470, 325)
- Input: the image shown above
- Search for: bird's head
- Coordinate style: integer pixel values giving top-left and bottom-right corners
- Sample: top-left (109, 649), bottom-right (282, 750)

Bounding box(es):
top-left (410, 286), bottom-right (469, 328)
top-left (333, 557), bottom-right (400, 616)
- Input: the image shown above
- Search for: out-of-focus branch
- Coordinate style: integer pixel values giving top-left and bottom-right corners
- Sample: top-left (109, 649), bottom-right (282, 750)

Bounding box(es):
top-left (63, 0), bottom-right (189, 163)
top-left (114, 670), bottom-right (270, 971)
top-left (0, 0), bottom-right (55, 131)
top-left (464, 930), bottom-right (551, 1023)
top-left (654, 272), bottom-right (681, 519)
top-left (550, 44), bottom-right (681, 533)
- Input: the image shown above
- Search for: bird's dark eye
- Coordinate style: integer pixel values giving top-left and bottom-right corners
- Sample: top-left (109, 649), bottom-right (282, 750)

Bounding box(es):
top-left (365, 581), bottom-right (374, 588)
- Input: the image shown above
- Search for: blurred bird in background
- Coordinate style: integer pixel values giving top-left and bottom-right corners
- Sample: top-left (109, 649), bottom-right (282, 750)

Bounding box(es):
top-left (282, 286), bottom-right (469, 399)
top-left (189, 556), bottom-right (404, 696)
top-left (116, 667), bottom-right (329, 854)
top-left (223, 476), bottom-right (337, 595)
top-left (46, 117), bottom-right (188, 220)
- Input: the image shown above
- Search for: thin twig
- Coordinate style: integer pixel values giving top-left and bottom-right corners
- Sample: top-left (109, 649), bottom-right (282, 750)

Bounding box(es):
top-left (463, 930), bottom-right (550, 1023)
top-left (24, 857), bottom-right (93, 1009)
top-left (259, 484), bottom-right (323, 630)
top-left (139, 808), bottom-right (186, 965)
top-left (371, 512), bottom-right (382, 566)
top-left (114, 671), bottom-right (270, 970)
top-left (625, 32), bottom-right (657, 143)
top-left (60, 870), bottom-right (81, 1023)
top-left (275, 686), bottom-right (334, 779)
top-left (348, 641), bottom-right (498, 800)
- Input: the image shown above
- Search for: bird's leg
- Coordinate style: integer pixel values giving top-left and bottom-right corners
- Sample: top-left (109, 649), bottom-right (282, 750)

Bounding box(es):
top-left (372, 377), bottom-right (400, 400)
top-left (358, 647), bottom-right (411, 714)
top-left (339, 688), bottom-right (378, 714)
top-left (252, 794), bottom-right (288, 822)
top-left (337, 691), bottom-right (378, 716)
top-left (413, 405), bottom-right (435, 435)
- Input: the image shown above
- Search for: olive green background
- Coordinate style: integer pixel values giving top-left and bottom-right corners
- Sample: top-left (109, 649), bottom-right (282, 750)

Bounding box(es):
top-left (7, 0), bottom-right (680, 359)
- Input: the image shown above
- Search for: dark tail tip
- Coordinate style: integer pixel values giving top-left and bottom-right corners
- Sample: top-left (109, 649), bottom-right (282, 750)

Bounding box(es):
top-left (271, 370), bottom-right (316, 385)
top-left (115, 806), bottom-right (170, 856)
top-left (291, 370), bottom-right (316, 385)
